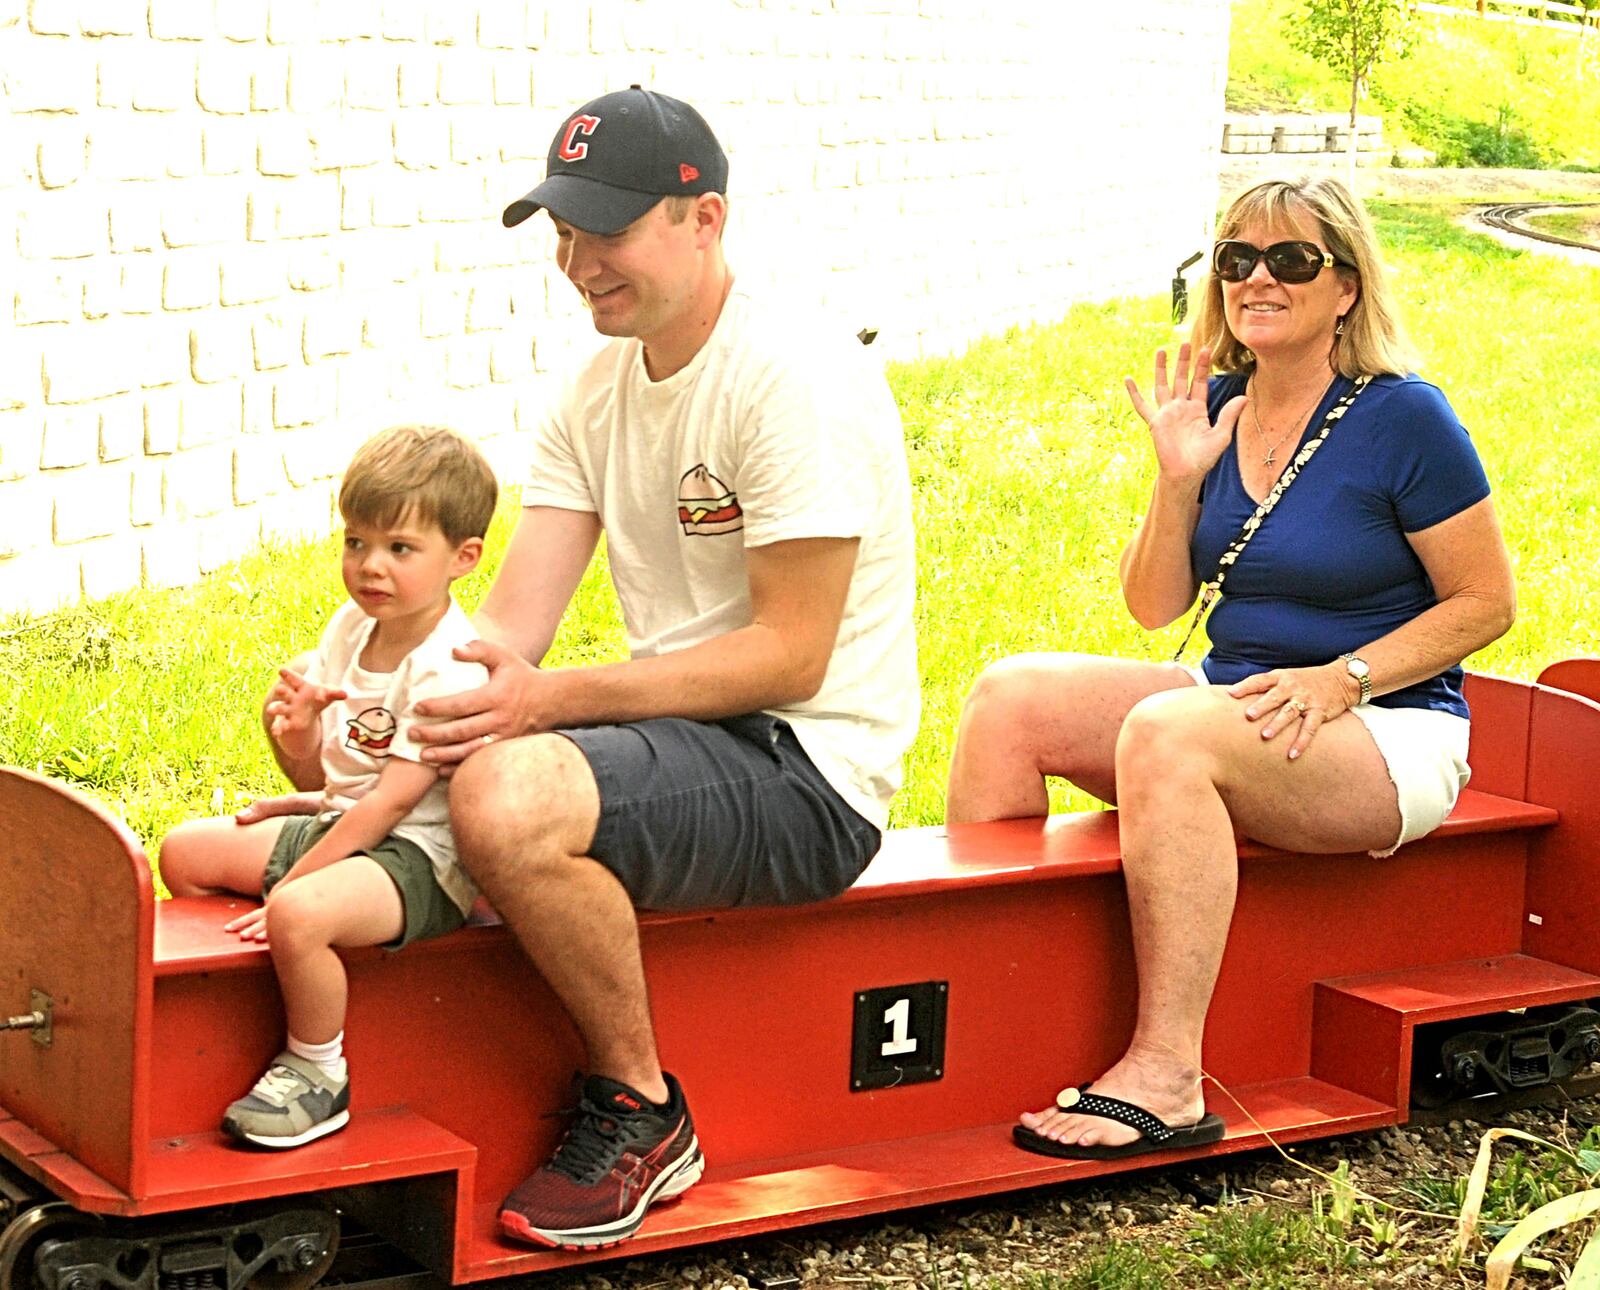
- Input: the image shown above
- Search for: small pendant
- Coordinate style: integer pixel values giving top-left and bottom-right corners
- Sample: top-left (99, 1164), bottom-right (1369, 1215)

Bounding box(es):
top-left (1263, 448), bottom-right (1275, 467)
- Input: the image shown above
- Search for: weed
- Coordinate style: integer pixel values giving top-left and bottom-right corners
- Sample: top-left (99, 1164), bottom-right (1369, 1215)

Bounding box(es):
top-left (1019, 1238), bottom-right (1174, 1287)
top-left (1187, 1203), bottom-right (1360, 1280)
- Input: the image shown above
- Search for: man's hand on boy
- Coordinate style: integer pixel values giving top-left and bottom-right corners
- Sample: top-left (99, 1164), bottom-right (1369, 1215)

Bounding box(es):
top-left (267, 666), bottom-right (346, 759)
top-left (411, 640), bottom-right (548, 767)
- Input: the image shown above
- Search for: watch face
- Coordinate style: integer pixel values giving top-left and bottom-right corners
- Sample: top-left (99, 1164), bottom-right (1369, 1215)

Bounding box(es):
top-left (1346, 657), bottom-right (1370, 678)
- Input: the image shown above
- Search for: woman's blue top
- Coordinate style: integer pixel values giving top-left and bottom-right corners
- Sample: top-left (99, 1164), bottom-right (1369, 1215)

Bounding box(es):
top-left (1194, 372), bottom-right (1491, 718)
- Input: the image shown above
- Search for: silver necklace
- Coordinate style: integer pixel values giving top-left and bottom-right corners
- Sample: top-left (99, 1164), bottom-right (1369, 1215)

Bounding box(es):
top-left (1246, 380), bottom-right (1321, 467)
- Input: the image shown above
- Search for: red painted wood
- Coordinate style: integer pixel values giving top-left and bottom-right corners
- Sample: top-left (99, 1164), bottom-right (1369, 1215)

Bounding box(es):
top-left (451, 1075), bottom-right (1395, 1281)
top-left (116, 817), bottom-right (1541, 1278)
top-left (1312, 987), bottom-right (1405, 1109)
top-left (1312, 954), bottom-right (1600, 1110)
top-left (0, 768), bottom-right (152, 1197)
top-left (136, 1109), bottom-right (475, 1216)
top-left (0, 1115), bottom-right (131, 1208)
top-left (1536, 658), bottom-right (1600, 705)
top-left (1523, 681), bottom-right (1600, 975)
top-left (1462, 673), bottom-right (1534, 800)
top-left (1321, 954), bottom-right (1600, 1018)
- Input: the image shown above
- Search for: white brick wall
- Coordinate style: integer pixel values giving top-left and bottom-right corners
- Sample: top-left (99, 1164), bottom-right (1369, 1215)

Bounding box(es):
top-left (0, 0), bottom-right (1229, 614)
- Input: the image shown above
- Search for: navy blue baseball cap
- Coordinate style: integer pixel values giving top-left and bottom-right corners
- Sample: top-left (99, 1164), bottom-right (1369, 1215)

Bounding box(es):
top-left (502, 86), bottom-right (729, 235)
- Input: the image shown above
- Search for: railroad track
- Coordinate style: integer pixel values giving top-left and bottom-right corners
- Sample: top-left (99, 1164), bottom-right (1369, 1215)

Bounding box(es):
top-left (1478, 201), bottom-right (1600, 254)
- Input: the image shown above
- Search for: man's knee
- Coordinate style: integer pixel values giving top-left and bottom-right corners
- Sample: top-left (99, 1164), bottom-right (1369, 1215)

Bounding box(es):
top-left (449, 732), bottom-right (600, 864)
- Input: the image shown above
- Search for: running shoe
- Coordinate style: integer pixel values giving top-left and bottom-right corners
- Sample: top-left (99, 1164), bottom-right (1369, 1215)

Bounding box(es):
top-left (222, 1053), bottom-right (350, 1149)
top-left (499, 1072), bottom-right (703, 1249)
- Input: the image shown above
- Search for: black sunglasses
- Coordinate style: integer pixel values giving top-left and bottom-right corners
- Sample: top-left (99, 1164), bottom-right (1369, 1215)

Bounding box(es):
top-left (1212, 239), bottom-right (1349, 284)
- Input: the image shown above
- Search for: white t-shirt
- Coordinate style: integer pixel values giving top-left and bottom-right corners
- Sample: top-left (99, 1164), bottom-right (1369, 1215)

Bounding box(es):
top-left (522, 289), bottom-right (920, 830)
top-left (304, 599), bottom-right (488, 915)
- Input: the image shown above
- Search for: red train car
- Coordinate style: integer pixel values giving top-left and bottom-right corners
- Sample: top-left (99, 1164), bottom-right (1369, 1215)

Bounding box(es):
top-left (4, 661), bottom-right (1600, 1290)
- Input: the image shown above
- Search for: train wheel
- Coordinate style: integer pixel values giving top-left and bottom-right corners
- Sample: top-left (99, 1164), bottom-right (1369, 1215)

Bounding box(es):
top-left (0, 1203), bottom-right (99, 1290)
top-left (243, 1220), bottom-right (339, 1290)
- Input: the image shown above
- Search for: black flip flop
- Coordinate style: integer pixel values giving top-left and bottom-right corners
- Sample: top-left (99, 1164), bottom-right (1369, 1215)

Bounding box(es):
top-left (1012, 1085), bottom-right (1227, 1161)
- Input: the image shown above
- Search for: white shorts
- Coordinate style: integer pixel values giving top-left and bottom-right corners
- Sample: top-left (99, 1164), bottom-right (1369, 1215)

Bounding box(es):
top-left (1175, 663), bottom-right (1471, 857)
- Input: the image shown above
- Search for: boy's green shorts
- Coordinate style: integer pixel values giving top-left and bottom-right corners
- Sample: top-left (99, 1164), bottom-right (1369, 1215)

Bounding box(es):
top-left (263, 814), bottom-right (466, 949)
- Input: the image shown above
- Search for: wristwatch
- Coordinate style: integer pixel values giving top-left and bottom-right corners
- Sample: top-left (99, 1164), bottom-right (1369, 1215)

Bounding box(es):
top-left (1341, 653), bottom-right (1372, 705)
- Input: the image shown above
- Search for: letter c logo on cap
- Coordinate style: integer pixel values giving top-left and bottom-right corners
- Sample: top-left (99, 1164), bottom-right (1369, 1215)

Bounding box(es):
top-left (558, 115), bottom-right (601, 162)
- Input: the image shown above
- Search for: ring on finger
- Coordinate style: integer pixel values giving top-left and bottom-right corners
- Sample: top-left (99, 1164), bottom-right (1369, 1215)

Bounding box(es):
top-left (481, 733), bottom-right (497, 745)
top-left (1286, 699), bottom-right (1308, 714)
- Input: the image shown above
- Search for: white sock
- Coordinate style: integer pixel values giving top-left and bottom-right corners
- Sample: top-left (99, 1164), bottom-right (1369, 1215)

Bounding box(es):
top-left (287, 1031), bottom-right (348, 1083)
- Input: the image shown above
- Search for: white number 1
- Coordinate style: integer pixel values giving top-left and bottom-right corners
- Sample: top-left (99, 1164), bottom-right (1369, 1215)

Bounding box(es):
top-left (881, 997), bottom-right (918, 1057)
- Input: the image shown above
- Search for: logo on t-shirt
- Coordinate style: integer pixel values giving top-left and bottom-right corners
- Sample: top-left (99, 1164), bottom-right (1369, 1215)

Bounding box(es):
top-left (346, 707), bottom-right (396, 758)
top-left (677, 465), bottom-right (743, 537)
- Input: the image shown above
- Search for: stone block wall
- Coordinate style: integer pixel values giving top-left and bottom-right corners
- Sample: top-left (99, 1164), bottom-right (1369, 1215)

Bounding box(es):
top-left (0, 0), bottom-right (1229, 614)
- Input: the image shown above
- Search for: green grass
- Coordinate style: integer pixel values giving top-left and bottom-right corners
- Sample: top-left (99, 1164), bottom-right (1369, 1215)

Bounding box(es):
top-left (1525, 207), bottom-right (1600, 241)
top-left (2, 202), bottom-right (1598, 856)
top-left (1229, 0), bottom-right (1600, 168)
top-left (985, 1199), bottom-right (1378, 1288)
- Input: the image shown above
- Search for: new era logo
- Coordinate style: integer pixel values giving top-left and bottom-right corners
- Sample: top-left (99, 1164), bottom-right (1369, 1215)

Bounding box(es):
top-left (679, 163), bottom-right (699, 184)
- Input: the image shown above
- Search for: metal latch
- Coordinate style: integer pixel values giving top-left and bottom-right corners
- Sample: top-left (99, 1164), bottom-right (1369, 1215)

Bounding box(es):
top-left (1, 991), bottom-right (53, 1047)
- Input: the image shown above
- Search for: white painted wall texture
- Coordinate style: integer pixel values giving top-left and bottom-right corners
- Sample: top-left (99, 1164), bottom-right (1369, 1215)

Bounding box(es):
top-left (0, 0), bottom-right (1230, 615)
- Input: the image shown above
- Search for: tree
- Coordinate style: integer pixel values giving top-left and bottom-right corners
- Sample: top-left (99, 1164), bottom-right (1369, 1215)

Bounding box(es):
top-left (1284, 0), bottom-right (1417, 185)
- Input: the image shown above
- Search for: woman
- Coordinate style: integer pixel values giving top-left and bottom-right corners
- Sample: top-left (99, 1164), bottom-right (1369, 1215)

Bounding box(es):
top-left (945, 176), bottom-right (1516, 1160)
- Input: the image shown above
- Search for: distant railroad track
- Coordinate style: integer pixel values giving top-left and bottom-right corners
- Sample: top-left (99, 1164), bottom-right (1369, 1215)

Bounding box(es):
top-left (1478, 201), bottom-right (1600, 254)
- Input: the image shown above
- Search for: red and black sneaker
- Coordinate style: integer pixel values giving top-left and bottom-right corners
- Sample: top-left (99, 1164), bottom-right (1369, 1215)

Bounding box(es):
top-left (499, 1072), bottom-right (704, 1249)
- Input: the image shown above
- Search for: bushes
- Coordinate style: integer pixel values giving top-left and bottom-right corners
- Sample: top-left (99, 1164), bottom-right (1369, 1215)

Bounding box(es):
top-left (1401, 102), bottom-right (1550, 169)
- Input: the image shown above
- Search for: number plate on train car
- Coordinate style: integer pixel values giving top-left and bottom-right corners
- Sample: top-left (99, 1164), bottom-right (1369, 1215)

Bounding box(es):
top-left (850, 981), bottom-right (948, 1090)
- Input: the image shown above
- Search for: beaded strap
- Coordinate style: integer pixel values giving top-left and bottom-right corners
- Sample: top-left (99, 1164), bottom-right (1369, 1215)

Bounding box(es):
top-left (1054, 1086), bottom-right (1179, 1143)
top-left (1172, 374), bottom-right (1372, 663)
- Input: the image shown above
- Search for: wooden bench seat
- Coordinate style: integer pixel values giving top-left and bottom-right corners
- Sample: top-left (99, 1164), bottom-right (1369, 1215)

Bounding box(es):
top-left (151, 786), bottom-right (1557, 977)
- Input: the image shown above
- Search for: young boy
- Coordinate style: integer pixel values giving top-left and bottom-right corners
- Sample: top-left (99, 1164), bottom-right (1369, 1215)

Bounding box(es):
top-left (161, 424), bottom-right (497, 1149)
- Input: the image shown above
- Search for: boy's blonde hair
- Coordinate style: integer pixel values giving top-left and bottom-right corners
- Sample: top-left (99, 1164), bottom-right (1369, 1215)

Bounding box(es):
top-left (1189, 175), bottom-right (1420, 380)
top-left (339, 425), bottom-right (498, 545)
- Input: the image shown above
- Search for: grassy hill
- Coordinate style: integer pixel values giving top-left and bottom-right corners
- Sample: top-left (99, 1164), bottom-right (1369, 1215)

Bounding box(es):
top-left (1229, 0), bottom-right (1600, 168)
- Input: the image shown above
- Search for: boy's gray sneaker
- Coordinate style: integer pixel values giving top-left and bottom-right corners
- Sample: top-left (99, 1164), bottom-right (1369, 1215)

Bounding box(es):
top-left (222, 1053), bottom-right (350, 1149)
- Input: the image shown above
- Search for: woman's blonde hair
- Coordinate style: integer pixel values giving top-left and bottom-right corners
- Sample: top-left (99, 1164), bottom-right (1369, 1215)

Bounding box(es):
top-left (1188, 175), bottom-right (1419, 379)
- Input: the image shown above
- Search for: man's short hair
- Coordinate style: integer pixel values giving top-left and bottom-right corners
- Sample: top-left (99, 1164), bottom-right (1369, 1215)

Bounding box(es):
top-left (339, 425), bottom-right (498, 545)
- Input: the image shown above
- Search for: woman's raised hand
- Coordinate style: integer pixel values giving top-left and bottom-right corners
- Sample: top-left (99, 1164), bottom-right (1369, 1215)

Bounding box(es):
top-left (1124, 343), bottom-right (1246, 486)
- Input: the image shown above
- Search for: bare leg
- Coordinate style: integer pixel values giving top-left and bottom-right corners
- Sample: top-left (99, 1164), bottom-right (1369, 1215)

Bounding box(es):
top-left (159, 816), bottom-right (286, 897)
top-left (1021, 686), bottom-right (1401, 1147)
top-left (448, 734), bottom-right (668, 1104)
top-left (947, 653), bottom-right (1198, 821)
top-left (264, 858), bottom-right (406, 1044)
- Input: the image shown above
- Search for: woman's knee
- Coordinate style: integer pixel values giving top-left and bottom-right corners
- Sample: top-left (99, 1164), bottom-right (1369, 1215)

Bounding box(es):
top-left (961, 653), bottom-right (1089, 730)
top-left (1115, 690), bottom-right (1221, 781)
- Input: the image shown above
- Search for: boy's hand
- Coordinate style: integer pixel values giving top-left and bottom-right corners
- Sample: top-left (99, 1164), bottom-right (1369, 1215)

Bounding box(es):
top-left (224, 903), bottom-right (270, 942)
top-left (234, 791), bottom-right (322, 825)
top-left (267, 667), bottom-right (346, 759)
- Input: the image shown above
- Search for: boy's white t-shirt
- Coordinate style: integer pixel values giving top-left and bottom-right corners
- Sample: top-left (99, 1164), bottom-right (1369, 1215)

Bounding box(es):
top-left (521, 289), bottom-right (920, 830)
top-left (304, 599), bottom-right (488, 915)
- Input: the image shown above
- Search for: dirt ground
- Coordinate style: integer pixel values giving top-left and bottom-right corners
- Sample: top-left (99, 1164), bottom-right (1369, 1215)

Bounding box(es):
top-left (1218, 159), bottom-right (1600, 204)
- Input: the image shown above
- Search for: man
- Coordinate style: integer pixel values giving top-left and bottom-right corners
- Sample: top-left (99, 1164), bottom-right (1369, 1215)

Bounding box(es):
top-left (410, 87), bottom-right (920, 1251)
